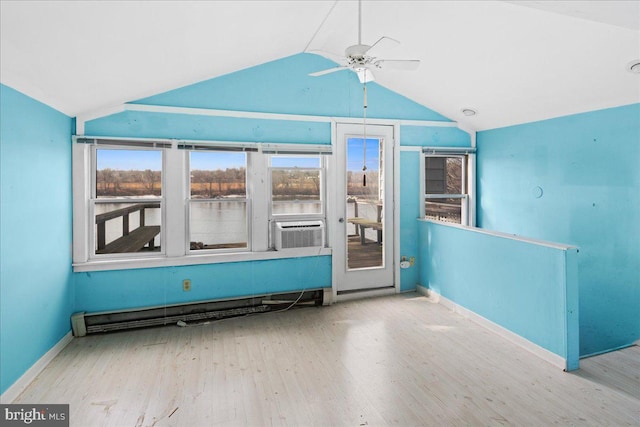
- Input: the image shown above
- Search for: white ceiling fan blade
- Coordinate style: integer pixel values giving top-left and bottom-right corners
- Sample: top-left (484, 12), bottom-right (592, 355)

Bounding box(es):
top-left (365, 36), bottom-right (400, 58)
top-left (375, 59), bottom-right (421, 71)
top-left (309, 66), bottom-right (350, 77)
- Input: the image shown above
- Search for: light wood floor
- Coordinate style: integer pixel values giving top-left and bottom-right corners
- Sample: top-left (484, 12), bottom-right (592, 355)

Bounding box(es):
top-left (14, 294), bottom-right (640, 426)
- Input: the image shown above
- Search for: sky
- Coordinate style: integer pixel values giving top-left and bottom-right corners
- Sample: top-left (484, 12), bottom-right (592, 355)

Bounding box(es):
top-left (97, 149), bottom-right (161, 170)
top-left (347, 137), bottom-right (380, 172)
top-left (97, 140), bottom-right (379, 172)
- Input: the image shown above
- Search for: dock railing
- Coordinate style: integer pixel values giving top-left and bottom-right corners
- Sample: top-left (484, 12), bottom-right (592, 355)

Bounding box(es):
top-left (95, 202), bottom-right (160, 254)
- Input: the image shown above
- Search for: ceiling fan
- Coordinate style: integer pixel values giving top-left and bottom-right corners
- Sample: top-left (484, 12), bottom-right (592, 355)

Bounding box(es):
top-left (308, 0), bottom-right (420, 83)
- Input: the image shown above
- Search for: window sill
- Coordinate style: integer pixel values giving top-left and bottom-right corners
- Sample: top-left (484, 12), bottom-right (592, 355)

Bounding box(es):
top-left (73, 247), bottom-right (332, 272)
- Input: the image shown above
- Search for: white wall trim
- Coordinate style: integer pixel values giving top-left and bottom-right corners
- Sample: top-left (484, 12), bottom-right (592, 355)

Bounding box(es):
top-left (1, 332), bottom-right (73, 403)
top-left (75, 102), bottom-right (459, 134)
top-left (416, 286), bottom-right (570, 370)
top-left (73, 247), bottom-right (332, 272)
top-left (76, 104), bottom-right (126, 135)
top-left (419, 219), bottom-right (577, 251)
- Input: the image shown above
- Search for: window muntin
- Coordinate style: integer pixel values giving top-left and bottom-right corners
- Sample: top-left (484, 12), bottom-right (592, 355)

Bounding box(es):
top-left (92, 148), bottom-right (163, 255)
top-left (269, 155), bottom-right (323, 216)
top-left (425, 155), bottom-right (468, 224)
top-left (188, 151), bottom-right (248, 251)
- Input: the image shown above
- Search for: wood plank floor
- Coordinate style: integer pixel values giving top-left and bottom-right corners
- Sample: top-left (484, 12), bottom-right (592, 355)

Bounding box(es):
top-left (14, 294), bottom-right (639, 426)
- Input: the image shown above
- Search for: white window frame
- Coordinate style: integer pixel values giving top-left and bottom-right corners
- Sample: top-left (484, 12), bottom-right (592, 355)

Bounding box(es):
top-left (422, 147), bottom-right (475, 226)
top-left (72, 137), bottom-right (332, 272)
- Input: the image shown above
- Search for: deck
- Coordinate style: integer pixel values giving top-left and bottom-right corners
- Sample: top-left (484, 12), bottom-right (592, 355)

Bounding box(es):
top-left (347, 234), bottom-right (383, 269)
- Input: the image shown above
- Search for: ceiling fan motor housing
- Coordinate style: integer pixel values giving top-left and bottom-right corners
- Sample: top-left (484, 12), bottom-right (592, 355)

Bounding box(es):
top-left (346, 44), bottom-right (372, 59)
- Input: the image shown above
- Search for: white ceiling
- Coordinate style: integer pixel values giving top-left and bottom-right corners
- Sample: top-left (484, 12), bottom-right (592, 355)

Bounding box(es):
top-left (1, 0), bottom-right (639, 131)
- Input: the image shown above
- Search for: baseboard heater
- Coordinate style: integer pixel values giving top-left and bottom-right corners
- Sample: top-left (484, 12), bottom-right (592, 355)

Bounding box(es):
top-left (71, 289), bottom-right (324, 337)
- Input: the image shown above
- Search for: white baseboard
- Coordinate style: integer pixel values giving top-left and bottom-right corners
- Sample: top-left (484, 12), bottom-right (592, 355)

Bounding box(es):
top-left (1, 331), bottom-right (73, 403)
top-left (416, 285), bottom-right (569, 370)
top-left (336, 286), bottom-right (396, 303)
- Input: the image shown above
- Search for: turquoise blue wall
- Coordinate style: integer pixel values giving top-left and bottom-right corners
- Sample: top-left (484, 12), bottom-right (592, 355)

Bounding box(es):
top-left (477, 104), bottom-right (640, 356)
top-left (399, 125), bottom-right (470, 147)
top-left (80, 53), bottom-right (465, 309)
top-left (418, 220), bottom-right (580, 370)
top-left (132, 53), bottom-right (449, 121)
top-left (399, 151), bottom-right (422, 291)
top-left (0, 84), bottom-right (74, 394)
top-left (87, 111), bottom-right (331, 145)
top-left (76, 257), bottom-right (331, 313)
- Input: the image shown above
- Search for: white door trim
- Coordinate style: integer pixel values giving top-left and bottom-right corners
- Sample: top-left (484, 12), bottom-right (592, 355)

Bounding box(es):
top-left (330, 122), bottom-right (399, 300)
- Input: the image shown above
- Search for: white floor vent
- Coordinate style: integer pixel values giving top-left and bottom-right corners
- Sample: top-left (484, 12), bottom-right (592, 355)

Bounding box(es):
top-left (274, 220), bottom-right (325, 250)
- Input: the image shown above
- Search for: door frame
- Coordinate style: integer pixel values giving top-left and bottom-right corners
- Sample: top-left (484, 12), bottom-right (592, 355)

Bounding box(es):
top-left (328, 120), bottom-right (401, 302)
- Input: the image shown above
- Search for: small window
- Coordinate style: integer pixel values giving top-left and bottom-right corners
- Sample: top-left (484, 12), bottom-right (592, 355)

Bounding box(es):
top-left (270, 156), bottom-right (323, 216)
top-left (425, 156), bottom-right (468, 224)
top-left (188, 151), bottom-right (248, 251)
top-left (93, 149), bottom-right (163, 255)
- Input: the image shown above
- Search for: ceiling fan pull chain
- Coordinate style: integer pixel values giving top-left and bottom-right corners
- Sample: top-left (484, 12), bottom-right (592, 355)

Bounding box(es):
top-left (362, 77), bottom-right (368, 186)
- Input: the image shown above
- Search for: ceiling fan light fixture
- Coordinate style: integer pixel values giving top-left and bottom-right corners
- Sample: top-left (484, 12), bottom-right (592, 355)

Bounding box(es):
top-left (627, 60), bottom-right (640, 74)
top-left (461, 108), bottom-right (477, 117)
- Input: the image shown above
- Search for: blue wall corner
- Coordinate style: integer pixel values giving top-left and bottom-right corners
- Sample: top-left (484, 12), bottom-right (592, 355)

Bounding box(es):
top-left (477, 103), bottom-right (640, 356)
top-left (564, 248), bottom-right (580, 370)
top-left (399, 151), bottom-right (421, 291)
top-left (0, 84), bottom-right (74, 394)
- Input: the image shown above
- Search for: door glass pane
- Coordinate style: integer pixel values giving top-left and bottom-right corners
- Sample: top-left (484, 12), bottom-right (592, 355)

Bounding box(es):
top-left (346, 137), bottom-right (383, 270)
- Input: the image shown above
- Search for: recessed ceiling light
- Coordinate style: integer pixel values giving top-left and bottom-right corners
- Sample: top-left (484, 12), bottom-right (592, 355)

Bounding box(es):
top-left (627, 60), bottom-right (640, 74)
top-left (461, 108), bottom-right (477, 117)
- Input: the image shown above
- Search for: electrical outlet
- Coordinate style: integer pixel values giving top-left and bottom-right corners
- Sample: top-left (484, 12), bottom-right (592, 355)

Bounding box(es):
top-left (409, 257), bottom-right (415, 267)
top-left (183, 279), bottom-right (191, 292)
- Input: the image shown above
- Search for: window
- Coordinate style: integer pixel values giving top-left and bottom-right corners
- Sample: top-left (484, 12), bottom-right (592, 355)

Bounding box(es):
top-left (93, 148), bottom-right (163, 256)
top-left (424, 155), bottom-right (468, 224)
top-left (73, 138), bottom-right (331, 270)
top-left (269, 155), bottom-right (323, 216)
top-left (189, 151), bottom-right (248, 251)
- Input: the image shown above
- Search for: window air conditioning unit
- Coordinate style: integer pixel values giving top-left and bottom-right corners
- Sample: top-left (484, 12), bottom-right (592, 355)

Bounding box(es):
top-left (274, 220), bottom-right (325, 250)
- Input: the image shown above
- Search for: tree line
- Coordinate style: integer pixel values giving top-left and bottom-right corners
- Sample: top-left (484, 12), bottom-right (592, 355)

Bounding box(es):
top-left (97, 168), bottom-right (161, 196)
top-left (97, 168), bottom-right (324, 199)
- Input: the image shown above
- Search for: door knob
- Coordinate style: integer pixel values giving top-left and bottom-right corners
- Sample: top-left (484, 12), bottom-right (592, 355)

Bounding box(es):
top-left (338, 218), bottom-right (345, 223)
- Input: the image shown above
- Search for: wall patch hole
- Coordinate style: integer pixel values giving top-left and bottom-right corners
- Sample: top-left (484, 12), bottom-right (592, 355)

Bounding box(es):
top-left (532, 186), bottom-right (543, 198)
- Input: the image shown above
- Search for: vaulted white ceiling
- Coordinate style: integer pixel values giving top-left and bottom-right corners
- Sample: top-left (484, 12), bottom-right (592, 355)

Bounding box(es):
top-left (1, 1), bottom-right (638, 131)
